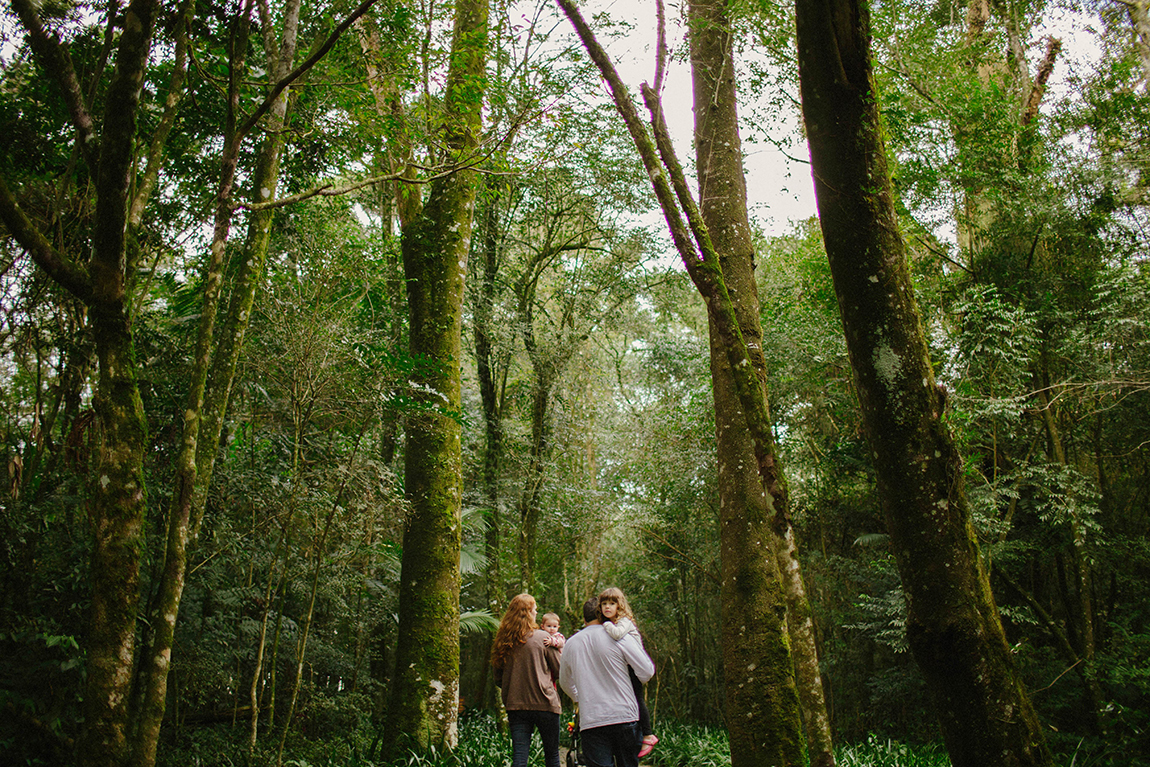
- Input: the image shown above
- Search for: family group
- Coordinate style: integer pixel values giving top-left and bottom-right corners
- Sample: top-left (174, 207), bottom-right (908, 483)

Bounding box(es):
top-left (490, 589), bottom-right (659, 767)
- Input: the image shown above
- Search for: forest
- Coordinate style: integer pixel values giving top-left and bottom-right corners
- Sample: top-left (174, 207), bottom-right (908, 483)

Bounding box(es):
top-left (1, 0), bottom-right (1148, 765)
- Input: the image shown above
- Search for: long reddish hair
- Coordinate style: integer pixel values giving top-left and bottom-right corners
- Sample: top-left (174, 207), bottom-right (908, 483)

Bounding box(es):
top-left (491, 593), bottom-right (537, 670)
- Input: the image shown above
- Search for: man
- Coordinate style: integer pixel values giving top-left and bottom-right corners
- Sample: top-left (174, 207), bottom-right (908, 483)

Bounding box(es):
top-left (559, 594), bottom-right (655, 767)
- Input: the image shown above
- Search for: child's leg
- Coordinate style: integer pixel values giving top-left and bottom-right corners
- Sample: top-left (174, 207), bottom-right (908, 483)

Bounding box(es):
top-left (628, 666), bottom-right (653, 737)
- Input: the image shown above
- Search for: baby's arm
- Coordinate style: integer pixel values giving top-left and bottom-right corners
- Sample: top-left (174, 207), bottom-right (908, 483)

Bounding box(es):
top-left (543, 631), bottom-right (566, 649)
top-left (603, 616), bottom-right (635, 641)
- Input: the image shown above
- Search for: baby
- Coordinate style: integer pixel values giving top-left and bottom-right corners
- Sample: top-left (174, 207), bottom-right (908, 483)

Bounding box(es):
top-left (540, 611), bottom-right (565, 648)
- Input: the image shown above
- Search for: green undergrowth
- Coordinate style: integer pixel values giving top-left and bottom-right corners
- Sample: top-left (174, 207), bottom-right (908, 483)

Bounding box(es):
top-left (834, 735), bottom-right (951, 767)
top-left (644, 722), bottom-right (950, 767)
top-left (156, 712), bottom-right (959, 767)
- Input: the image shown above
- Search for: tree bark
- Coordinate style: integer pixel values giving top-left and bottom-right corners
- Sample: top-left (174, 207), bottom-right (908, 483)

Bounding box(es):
top-left (127, 4), bottom-right (257, 763)
top-left (555, 1), bottom-right (807, 764)
top-left (516, 376), bottom-right (550, 591)
top-left (687, 1), bottom-right (833, 764)
top-left (795, 2), bottom-right (1053, 765)
top-left (1, 1), bottom-right (160, 764)
top-left (475, 178), bottom-right (505, 603)
top-left (385, 0), bottom-right (487, 753)
top-left (191, 0), bottom-right (303, 535)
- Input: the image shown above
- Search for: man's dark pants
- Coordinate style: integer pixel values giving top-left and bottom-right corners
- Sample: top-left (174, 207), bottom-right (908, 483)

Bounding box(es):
top-left (580, 721), bottom-right (641, 767)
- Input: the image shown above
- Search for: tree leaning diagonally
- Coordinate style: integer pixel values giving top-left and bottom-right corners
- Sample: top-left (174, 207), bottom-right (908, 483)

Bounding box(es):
top-left (795, 1), bottom-right (1053, 765)
top-left (555, 1), bottom-right (809, 764)
top-left (687, 2), bottom-right (834, 764)
top-left (129, 1), bottom-right (382, 763)
top-left (385, 0), bottom-right (488, 753)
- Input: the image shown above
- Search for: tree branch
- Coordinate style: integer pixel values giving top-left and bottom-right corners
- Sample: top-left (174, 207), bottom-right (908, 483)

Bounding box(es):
top-left (1022, 36), bottom-right (1062, 127)
top-left (0, 177), bottom-right (93, 301)
top-left (640, 525), bottom-right (722, 587)
top-left (556, 0), bottom-right (778, 500)
top-left (653, 0), bottom-right (668, 95)
top-left (237, 154), bottom-right (488, 212)
top-left (9, 0), bottom-right (100, 170)
top-left (237, 0), bottom-right (381, 139)
top-left (130, 0), bottom-right (197, 229)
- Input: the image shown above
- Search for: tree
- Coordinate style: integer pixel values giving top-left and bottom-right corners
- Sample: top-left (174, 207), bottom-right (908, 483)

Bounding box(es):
top-left (0, 2), bottom-right (383, 762)
top-left (688, 1), bottom-right (833, 764)
top-left (0, 2), bottom-right (161, 763)
top-left (795, 1), bottom-right (1053, 764)
top-left (385, 0), bottom-right (488, 752)
top-left (555, 1), bottom-right (810, 763)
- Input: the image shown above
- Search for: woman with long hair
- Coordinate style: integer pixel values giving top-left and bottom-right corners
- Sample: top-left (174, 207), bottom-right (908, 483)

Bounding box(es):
top-left (491, 593), bottom-right (564, 767)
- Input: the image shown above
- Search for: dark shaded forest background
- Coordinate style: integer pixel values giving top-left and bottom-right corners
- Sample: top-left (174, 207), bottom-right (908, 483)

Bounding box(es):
top-left (1, 0), bottom-right (1149, 765)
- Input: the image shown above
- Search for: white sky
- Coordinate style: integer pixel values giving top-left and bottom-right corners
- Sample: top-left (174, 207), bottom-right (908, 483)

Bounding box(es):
top-left (563, 0), bottom-right (1108, 247)
top-left (565, 0), bottom-right (818, 238)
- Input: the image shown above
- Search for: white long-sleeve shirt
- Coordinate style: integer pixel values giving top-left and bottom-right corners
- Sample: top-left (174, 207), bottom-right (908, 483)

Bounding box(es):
top-left (603, 617), bottom-right (640, 643)
top-left (558, 623), bottom-right (655, 730)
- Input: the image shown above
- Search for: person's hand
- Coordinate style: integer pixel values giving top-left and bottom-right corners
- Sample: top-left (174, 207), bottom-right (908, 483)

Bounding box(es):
top-left (544, 632), bottom-right (566, 649)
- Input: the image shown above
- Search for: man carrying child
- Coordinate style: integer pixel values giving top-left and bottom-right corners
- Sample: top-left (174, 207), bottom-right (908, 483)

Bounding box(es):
top-left (559, 593), bottom-right (655, 767)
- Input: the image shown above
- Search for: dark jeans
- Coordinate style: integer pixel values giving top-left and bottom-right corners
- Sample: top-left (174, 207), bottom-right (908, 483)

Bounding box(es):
top-left (580, 720), bottom-right (641, 767)
top-left (508, 709), bottom-right (561, 767)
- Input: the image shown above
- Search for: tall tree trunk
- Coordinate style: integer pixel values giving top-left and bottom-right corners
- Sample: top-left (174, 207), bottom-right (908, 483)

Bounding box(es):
top-left (688, 1), bottom-right (832, 765)
top-left (774, 527), bottom-right (835, 767)
top-left (130, 0), bottom-right (382, 757)
top-left (516, 376), bottom-right (550, 591)
top-left (0, 1), bottom-right (159, 764)
top-left (385, 0), bottom-right (488, 753)
top-left (473, 178), bottom-right (506, 709)
top-left (248, 523), bottom-right (289, 751)
top-left (82, 0), bottom-right (159, 754)
top-left (795, 2), bottom-right (1053, 765)
top-left (128, 3), bottom-right (259, 762)
top-left (555, 1), bottom-right (807, 764)
top-left (191, 72), bottom-right (297, 529)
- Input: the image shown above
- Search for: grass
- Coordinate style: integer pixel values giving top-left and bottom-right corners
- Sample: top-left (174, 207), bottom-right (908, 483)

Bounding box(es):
top-left (158, 712), bottom-right (956, 767)
top-left (646, 721), bottom-right (950, 767)
top-left (836, 735), bottom-right (951, 767)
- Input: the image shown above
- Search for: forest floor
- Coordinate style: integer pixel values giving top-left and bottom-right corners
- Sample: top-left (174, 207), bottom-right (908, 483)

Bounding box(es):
top-left (560, 744), bottom-right (654, 766)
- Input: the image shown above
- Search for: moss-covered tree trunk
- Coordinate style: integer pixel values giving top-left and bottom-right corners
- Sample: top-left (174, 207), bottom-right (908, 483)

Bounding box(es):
top-left (385, 0), bottom-right (487, 753)
top-left (516, 375), bottom-right (550, 592)
top-left (79, 3), bottom-right (160, 758)
top-left (129, 2), bottom-right (309, 761)
top-left (688, 1), bottom-right (829, 764)
top-left (556, 1), bottom-right (807, 764)
top-left (473, 178), bottom-right (506, 709)
top-left (0, 2), bottom-right (159, 765)
top-left (774, 526), bottom-right (834, 767)
top-left (128, 4), bottom-right (255, 763)
top-left (474, 177), bottom-right (506, 610)
top-left (795, 2), bottom-right (1052, 765)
